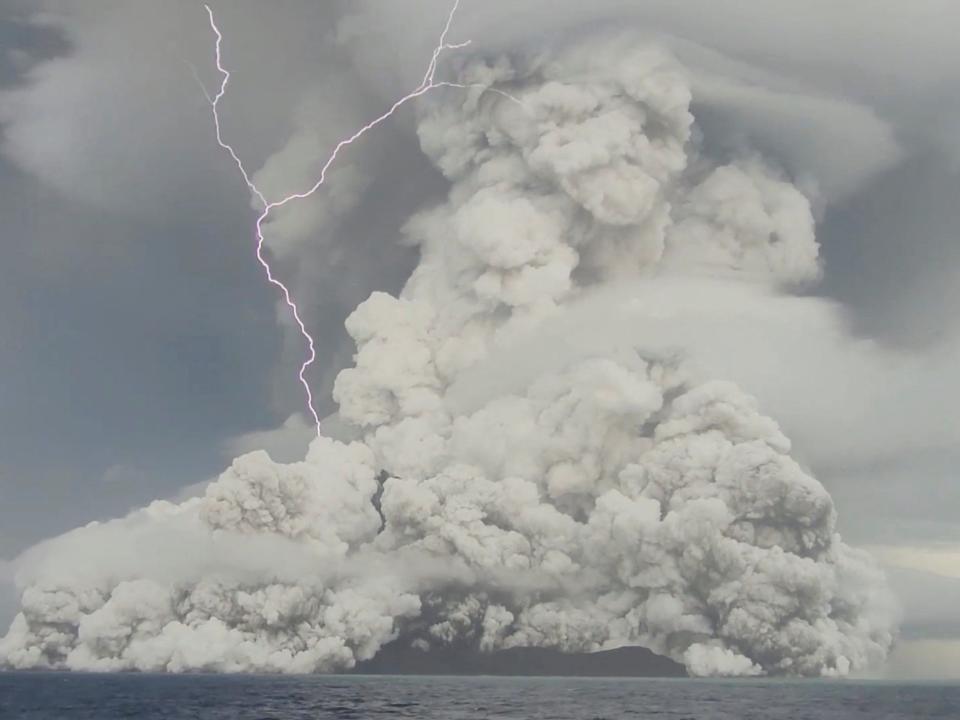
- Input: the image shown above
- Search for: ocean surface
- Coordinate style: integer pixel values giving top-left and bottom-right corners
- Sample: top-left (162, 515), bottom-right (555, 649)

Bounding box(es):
top-left (0, 673), bottom-right (957, 719)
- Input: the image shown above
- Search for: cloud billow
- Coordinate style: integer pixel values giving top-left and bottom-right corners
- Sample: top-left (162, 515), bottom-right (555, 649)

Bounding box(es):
top-left (0, 33), bottom-right (896, 677)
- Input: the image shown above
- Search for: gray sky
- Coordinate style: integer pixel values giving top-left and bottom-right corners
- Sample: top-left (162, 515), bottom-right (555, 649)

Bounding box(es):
top-left (0, 0), bottom-right (958, 677)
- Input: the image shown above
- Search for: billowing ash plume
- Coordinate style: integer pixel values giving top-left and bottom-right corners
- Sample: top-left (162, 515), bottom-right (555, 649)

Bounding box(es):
top-left (0, 34), bottom-right (895, 677)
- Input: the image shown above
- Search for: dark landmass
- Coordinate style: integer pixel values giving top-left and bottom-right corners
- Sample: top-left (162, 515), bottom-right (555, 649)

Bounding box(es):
top-left (353, 642), bottom-right (686, 677)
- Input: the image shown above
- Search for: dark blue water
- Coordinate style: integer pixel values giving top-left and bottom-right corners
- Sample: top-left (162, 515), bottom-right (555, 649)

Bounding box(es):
top-left (0, 673), bottom-right (957, 719)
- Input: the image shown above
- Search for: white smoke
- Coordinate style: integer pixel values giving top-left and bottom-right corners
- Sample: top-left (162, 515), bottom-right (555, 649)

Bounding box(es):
top-left (0, 34), bottom-right (896, 677)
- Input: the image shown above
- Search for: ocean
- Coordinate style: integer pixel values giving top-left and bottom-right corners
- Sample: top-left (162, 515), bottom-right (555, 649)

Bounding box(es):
top-left (0, 673), bottom-right (957, 719)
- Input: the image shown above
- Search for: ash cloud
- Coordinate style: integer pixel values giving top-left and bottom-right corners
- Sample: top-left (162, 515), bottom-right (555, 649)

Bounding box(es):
top-left (0, 29), bottom-right (897, 676)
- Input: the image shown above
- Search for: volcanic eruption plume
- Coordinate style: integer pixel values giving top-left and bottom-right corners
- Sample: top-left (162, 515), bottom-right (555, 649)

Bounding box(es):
top-left (0, 6), bottom-right (895, 677)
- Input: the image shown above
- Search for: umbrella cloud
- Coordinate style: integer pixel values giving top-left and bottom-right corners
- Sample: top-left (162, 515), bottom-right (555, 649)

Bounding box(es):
top-left (0, 31), bottom-right (896, 677)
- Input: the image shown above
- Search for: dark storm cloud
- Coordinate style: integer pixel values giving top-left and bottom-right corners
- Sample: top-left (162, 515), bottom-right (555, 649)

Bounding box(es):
top-left (0, 0), bottom-right (442, 559)
top-left (819, 152), bottom-right (960, 347)
top-left (0, 149), bottom-right (281, 551)
top-left (0, 5), bottom-right (67, 87)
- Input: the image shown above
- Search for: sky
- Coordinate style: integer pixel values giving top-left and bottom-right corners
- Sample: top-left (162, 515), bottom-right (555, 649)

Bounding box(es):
top-left (0, 0), bottom-right (958, 677)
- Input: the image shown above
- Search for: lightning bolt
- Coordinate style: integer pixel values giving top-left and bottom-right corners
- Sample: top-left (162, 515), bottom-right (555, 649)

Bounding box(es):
top-left (199, 1), bottom-right (474, 438)
top-left (201, 1), bottom-right (528, 438)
